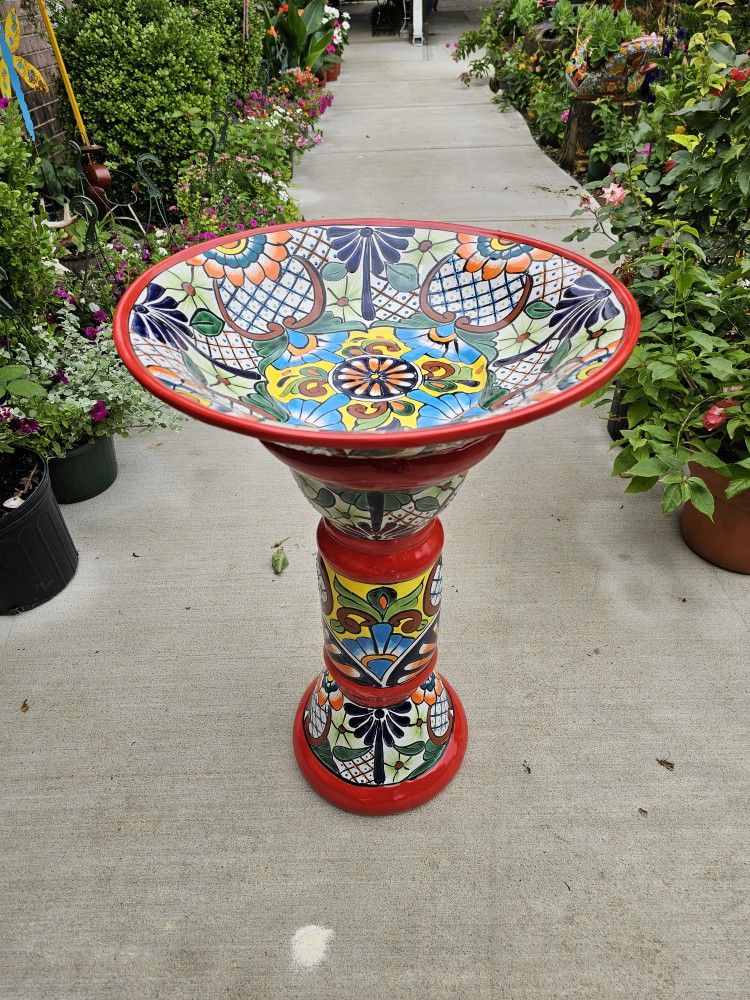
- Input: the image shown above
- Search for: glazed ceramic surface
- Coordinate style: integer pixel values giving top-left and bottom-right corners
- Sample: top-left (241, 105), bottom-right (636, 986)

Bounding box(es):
top-left (116, 220), bottom-right (636, 453)
top-left (114, 220), bottom-right (640, 814)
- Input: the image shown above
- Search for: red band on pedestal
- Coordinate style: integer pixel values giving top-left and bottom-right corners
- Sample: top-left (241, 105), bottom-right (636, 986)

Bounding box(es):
top-left (264, 433), bottom-right (503, 489)
top-left (317, 518), bottom-right (443, 583)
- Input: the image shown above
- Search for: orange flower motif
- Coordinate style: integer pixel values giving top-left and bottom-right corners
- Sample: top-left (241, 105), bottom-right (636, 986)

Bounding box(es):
top-left (456, 233), bottom-right (554, 280)
top-left (412, 674), bottom-right (444, 706)
top-left (187, 232), bottom-right (291, 288)
top-left (316, 672), bottom-right (344, 711)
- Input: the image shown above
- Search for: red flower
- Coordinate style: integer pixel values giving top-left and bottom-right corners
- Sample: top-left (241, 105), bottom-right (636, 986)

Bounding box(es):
top-left (729, 67), bottom-right (750, 84)
top-left (663, 158), bottom-right (679, 174)
top-left (701, 400), bottom-right (738, 431)
top-left (709, 85), bottom-right (726, 97)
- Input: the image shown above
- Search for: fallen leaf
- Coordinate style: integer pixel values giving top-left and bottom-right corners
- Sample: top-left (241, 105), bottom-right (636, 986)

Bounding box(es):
top-left (132, 552), bottom-right (140, 558)
top-left (273, 536), bottom-right (290, 548)
top-left (272, 546), bottom-right (289, 575)
top-left (637, 807), bottom-right (648, 818)
top-left (657, 758), bottom-right (675, 771)
top-left (522, 760), bottom-right (531, 774)
top-left (20, 699), bottom-right (29, 713)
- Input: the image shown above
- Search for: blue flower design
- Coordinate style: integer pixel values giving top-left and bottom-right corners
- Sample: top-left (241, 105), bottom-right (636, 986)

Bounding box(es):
top-left (342, 623), bottom-right (414, 681)
top-left (284, 394), bottom-right (347, 430)
top-left (130, 283), bottom-right (193, 346)
top-left (414, 390), bottom-right (484, 427)
top-left (549, 274), bottom-right (620, 340)
top-left (327, 225), bottom-right (415, 321)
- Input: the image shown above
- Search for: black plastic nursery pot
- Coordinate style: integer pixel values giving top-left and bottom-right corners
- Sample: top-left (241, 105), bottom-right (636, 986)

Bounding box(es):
top-left (607, 382), bottom-right (628, 441)
top-left (0, 450), bottom-right (78, 614)
top-left (49, 434), bottom-right (118, 504)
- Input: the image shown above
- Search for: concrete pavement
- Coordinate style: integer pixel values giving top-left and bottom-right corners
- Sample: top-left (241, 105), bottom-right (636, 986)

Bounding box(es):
top-left (1, 6), bottom-right (748, 998)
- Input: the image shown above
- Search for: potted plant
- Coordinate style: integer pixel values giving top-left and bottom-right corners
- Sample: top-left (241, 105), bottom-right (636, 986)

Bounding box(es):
top-left (4, 274), bottom-right (181, 503)
top-left (564, 4), bottom-right (750, 570)
top-left (0, 361), bottom-right (78, 614)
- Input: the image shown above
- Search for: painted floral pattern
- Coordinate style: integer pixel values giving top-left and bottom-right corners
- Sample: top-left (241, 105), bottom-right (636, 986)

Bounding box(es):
top-left (126, 223), bottom-right (628, 438)
top-left (302, 670), bottom-right (455, 787)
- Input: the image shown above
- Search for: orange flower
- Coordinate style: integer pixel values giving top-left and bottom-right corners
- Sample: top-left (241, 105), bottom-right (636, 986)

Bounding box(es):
top-left (188, 232), bottom-right (291, 288)
top-left (456, 233), bottom-right (553, 280)
top-left (266, 26), bottom-right (278, 37)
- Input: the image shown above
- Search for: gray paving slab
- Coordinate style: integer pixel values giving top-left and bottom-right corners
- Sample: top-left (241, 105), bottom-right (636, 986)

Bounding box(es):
top-left (1, 5), bottom-right (748, 999)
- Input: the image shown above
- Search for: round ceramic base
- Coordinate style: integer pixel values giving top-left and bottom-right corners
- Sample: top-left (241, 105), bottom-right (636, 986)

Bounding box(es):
top-left (293, 674), bottom-right (468, 815)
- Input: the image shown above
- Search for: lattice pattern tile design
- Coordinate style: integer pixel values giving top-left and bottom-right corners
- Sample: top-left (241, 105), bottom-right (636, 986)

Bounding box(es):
top-left (126, 224), bottom-right (627, 436)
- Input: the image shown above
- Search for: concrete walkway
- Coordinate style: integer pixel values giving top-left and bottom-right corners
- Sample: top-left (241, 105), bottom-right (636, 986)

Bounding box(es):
top-left (2, 7), bottom-right (748, 999)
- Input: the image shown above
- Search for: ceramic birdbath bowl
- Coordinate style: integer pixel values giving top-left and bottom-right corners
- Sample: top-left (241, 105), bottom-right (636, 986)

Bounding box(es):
top-left (114, 219), bottom-right (639, 814)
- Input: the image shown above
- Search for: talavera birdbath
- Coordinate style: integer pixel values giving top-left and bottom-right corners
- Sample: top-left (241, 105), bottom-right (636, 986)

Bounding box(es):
top-left (113, 219), bottom-right (639, 815)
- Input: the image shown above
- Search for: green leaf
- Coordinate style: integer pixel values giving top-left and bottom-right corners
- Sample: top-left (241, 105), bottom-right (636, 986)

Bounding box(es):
top-left (332, 744), bottom-right (368, 762)
top-left (271, 545), bottom-right (289, 575)
top-left (541, 338), bottom-right (571, 373)
top-left (190, 308), bottom-right (224, 337)
top-left (181, 351), bottom-right (208, 386)
top-left (320, 261), bottom-right (348, 282)
top-left (524, 300), bottom-right (554, 319)
top-left (625, 475), bottom-right (659, 494)
top-left (725, 478), bottom-right (750, 501)
top-left (413, 496), bottom-right (440, 512)
top-left (0, 364), bottom-right (29, 382)
top-left (628, 458), bottom-right (665, 477)
top-left (687, 478), bottom-right (715, 519)
top-left (649, 361), bottom-right (676, 382)
top-left (8, 379), bottom-right (46, 398)
top-left (386, 262), bottom-right (420, 292)
top-left (396, 741), bottom-right (425, 757)
top-left (661, 482), bottom-right (685, 514)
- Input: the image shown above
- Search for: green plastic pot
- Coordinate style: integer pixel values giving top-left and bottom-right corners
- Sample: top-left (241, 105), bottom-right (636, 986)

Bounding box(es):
top-left (0, 449), bottom-right (78, 614)
top-left (49, 435), bottom-right (118, 504)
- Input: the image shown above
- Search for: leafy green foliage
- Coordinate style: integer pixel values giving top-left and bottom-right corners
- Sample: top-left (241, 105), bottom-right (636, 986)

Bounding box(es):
top-left (0, 102), bottom-right (55, 327)
top-left (54, 0), bottom-right (229, 196)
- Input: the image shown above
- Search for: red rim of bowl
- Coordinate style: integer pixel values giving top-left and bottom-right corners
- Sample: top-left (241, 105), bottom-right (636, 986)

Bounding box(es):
top-left (113, 217), bottom-right (641, 450)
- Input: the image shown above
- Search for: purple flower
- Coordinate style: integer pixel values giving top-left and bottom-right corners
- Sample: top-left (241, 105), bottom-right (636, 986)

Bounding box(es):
top-left (0, 405), bottom-right (12, 421)
top-left (51, 368), bottom-right (69, 386)
top-left (0, 97), bottom-right (9, 110)
top-left (10, 417), bottom-right (41, 434)
top-left (90, 401), bottom-right (110, 423)
top-left (92, 309), bottom-right (108, 324)
top-left (83, 325), bottom-right (99, 341)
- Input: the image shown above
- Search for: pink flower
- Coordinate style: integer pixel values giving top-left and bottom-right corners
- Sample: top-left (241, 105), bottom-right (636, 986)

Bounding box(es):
top-left (90, 401), bottom-right (110, 423)
top-left (560, 108), bottom-right (570, 123)
top-left (326, 43), bottom-right (336, 54)
top-left (601, 182), bottom-right (627, 206)
top-left (637, 143), bottom-right (652, 156)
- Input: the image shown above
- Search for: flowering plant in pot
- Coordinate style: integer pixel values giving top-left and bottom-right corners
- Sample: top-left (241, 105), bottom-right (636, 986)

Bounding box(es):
top-left (263, 0), bottom-right (334, 76)
top-left (565, 8), bottom-right (750, 570)
top-left (1, 280), bottom-right (180, 501)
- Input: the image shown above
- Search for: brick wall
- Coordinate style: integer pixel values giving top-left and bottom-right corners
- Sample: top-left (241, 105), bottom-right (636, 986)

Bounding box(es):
top-left (1, 0), bottom-right (67, 142)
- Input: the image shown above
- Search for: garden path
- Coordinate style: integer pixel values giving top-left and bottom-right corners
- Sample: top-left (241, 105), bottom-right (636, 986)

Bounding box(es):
top-left (1, 6), bottom-right (748, 1000)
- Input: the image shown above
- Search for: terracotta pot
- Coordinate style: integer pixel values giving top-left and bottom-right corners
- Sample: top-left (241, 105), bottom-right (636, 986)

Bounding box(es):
top-left (332, 62), bottom-right (341, 80)
top-left (680, 463), bottom-right (750, 574)
top-left (324, 67), bottom-right (335, 82)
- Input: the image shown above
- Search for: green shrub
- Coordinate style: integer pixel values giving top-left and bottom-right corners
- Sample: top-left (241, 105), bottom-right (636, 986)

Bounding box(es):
top-left (0, 101), bottom-right (54, 328)
top-left (187, 0), bottom-right (265, 95)
top-left (54, 0), bottom-right (226, 196)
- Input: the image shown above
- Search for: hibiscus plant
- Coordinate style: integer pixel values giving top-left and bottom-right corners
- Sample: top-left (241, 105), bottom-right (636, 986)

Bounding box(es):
top-left (565, 11), bottom-right (750, 518)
